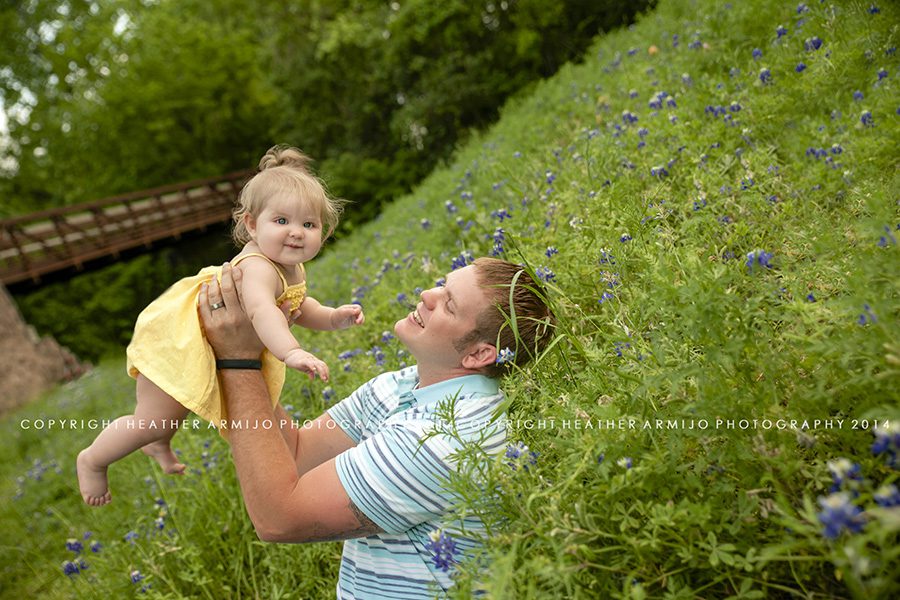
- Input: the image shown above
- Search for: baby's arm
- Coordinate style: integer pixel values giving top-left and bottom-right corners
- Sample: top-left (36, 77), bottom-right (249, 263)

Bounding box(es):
top-left (293, 297), bottom-right (365, 331)
top-left (238, 261), bottom-right (329, 379)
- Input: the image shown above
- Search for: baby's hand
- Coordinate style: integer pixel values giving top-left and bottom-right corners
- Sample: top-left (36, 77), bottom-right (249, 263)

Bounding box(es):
top-left (284, 348), bottom-right (330, 381)
top-left (331, 304), bottom-right (365, 329)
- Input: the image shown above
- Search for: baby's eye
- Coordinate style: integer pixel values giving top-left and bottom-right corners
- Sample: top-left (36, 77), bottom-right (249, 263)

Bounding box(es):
top-left (303, 221), bottom-right (316, 229)
top-left (275, 217), bottom-right (288, 225)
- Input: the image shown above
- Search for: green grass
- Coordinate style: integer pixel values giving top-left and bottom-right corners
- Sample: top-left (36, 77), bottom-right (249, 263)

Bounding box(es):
top-left (2, 0), bottom-right (899, 597)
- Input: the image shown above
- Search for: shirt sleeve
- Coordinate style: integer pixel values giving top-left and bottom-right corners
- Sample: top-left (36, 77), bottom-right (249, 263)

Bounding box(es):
top-left (327, 378), bottom-right (378, 443)
top-left (334, 422), bottom-right (455, 534)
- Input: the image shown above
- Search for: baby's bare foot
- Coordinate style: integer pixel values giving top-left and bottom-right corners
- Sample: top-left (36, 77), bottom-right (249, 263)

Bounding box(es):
top-left (77, 449), bottom-right (112, 506)
top-left (141, 441), bottom-right (186, 475)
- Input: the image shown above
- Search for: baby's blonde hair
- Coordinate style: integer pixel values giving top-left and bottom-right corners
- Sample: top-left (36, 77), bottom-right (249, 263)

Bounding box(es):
top-left (232, 145), bottom-right (345, 246)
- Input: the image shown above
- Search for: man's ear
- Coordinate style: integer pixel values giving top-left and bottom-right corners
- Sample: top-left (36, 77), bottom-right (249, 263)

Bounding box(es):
top-left (461, 342), bottom-right (497, 370)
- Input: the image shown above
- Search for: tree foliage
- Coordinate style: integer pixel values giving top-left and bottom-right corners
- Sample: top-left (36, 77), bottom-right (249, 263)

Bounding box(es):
top-left (1, 0), bottom-right (652, 221)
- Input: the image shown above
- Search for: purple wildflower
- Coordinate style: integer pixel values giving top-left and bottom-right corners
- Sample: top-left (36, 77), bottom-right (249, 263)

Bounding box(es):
top-left (66, 538), bottom-right (84, 554)
top-left (545, 246), bottom-right (559, 258)
top-left (62, 561), bottom-right (80, 577)
top-left (804, 37), bottom-right (823, 51)
top-left (759, 68), bottom-right (772, 84)
top-left (752, 48), bottom-right (762, 60)
top-left (505, 441), bottom-right (539, 470)
top-left (795, 62), bottom-right (807, 72)
top-left (817, 492), bottom-right (865, 539)
top-left (425, 530), bottom-right (458, 572)
top-left (877, 68), bottom-right (888, 81)
top-left (874, 484), bottom-right (900, 507)
top-left (496, 347), bottom-right (515, 365)
top-left (776, 25), bottom-right (788, 39)
top-left (745, 250), bottom-right (774, 272)
top-left (535, 266), bottom-right (556, 283)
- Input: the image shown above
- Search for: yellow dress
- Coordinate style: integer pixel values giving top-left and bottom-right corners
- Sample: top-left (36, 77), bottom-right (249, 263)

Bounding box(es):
top-left (126, 254), bottom-right (307, 426)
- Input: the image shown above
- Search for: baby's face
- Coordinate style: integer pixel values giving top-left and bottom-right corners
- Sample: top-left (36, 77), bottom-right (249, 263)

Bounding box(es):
top-left (247, 194), bottom-right (323, 267)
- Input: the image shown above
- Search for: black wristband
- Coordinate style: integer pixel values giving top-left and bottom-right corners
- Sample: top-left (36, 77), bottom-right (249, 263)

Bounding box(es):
top-left (215, 359), bottom-right (262, 370)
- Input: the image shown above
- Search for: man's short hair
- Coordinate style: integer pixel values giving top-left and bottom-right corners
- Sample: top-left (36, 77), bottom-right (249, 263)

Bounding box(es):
top-left (454, 257), bottom-right (556, 378)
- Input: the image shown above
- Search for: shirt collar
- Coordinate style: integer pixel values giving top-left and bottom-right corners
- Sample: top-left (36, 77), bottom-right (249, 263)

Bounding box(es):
top-left (406, 367), bottom-right (500, 406)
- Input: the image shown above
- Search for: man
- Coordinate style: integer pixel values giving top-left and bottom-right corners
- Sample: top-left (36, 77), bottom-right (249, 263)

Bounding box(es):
top-left (199, 257), bottom-right (554, 599)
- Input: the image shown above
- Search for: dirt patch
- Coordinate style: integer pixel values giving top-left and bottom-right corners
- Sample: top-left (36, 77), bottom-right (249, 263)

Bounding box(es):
top-left (0, 284), bottom-right (90, 416)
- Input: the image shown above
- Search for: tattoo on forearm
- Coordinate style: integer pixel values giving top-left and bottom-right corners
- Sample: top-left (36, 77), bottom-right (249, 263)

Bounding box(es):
top-left (346, 499), bottom-right (384, 538)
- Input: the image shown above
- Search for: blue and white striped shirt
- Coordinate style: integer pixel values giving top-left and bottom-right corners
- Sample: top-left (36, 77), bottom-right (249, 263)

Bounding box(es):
top-left (328, 366), bottom-right (507, 599)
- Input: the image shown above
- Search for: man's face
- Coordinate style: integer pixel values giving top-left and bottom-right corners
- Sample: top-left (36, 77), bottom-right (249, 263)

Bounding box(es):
top-left (395, 265), bottom-right (490, 370)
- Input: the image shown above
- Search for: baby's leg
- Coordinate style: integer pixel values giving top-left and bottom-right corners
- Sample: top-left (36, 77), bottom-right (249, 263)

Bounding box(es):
top-left (77, 375), bottom-right (189, 506)
top-left (135, 375), bottom-right (190, 474)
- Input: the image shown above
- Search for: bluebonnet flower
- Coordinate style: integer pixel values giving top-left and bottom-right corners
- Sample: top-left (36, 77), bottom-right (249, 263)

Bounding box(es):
top-left (853, 90), bottom-right (864, 101)
top-left (857, 303), bottom-right (877, 325)
top-left (745, 250), bottom-right (774, 272)
top-left (759, 68), bottom-right (772, 84)
top-left (729, 101), bottom-right (741, 112)
top-left (425, 529), bottom-right (458, 572)
top-left (381, 330), bottom-right (395, 344)
top-left (613, 341), bottom-right (631, 357)
top-left (650, 165), bottom-right (669, 178)
top-left (368, 346), bottom-right (386, 367)
top-left (688, 40), bottom-right (702, 50)
top-left (621, 110), bottom-right (639, 125)
top-left (154, 516), bottom-right (165, 531)
top-left (871, 422), bottom-right (900, 467)
top-left (545, 246), bottom-right (558, 259)
top-left (444, 200), bottom-right (457, 214)
top-left (752, 48), bottom-right (762, 60)
top-left (598, 249), bottom-right (616, 265)
top-left (124, 531), bottom-right (139, 544)
top-left (598, 291), bottom-right (614, 304)
top-left (450, 251), bottom-right (474, 271)
top-left (693, 199), bottom-right (707, 211)
top-left (817, 492), bottom-right (865, 539)
top-left (741, 178), bottom-right (754, 190)
top-left (776, 25), bottom-right (788, 39)
top-left (637, 127), bottom-right (649, 138)
top-left (830, 143), bottom-right (843, 155)
top-left (877, 225), bottom-right (898, 247)
top-left (874, 484), bottom-right (900, 507)
top-left (62, 560), bottom-right (80, 577)
top-left (460, 191), bottom-right (473, 201)
top-left (797, 2), bottom-right (808, 14)
top-left (491, 208), bottom-right (512, 222)
top-left (322, 387), bottom-right (335, 402)
top-left (827, 458), bottom-right (862, 491)
top-left (420, 219), bottom-right (431, 230)
top-left (620, 233), bottom-right (632, 243)
top-left (860, 110), bottom-right (875, 126)
top-left (804, 36), bottom-right (823, 51)
top-left (877, 67), bottom-right (888, 81)
top-left (131, 570), bottom-right (145, 584)
top-left (66, 538), bottom-right (84, 554)
top-left (535, 266), bottom-right (556, 283)
top-left (681, 73), bottom-right (693, 86)
top-left (597, 453), bottom-right (605, 464)
top-left (806, 293), bottom-right (816, 302)
top-left (338, 349), bottom-right (363, 360)
top-left (617, 457), bottom-right (633, 469)
top-left (505, 441), bottom-right (538, 470)
top-left (795, 62), bottom-right (807, 72)
top-left (666, 97), bottom-right (677, 109)
top-left (496, 347), bottom-right (515, 365)
top-left (868, 4), bottom-right (880, 14)
top-left (545, 171), bottom-right (556, 185)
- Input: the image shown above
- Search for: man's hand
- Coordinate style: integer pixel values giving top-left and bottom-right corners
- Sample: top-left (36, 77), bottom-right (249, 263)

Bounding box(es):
top-left (331, 304), bottom-right (365, 330)
top-left (199, 263), bottom-right (264, 359)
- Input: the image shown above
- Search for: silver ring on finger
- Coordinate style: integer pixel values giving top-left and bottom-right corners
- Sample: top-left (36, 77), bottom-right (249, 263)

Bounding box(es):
top-left (210, 302), bottom-right (225, 311)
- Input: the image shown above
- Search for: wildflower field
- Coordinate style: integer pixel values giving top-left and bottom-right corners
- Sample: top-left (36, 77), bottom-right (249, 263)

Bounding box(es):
top-left (2, 0), bottom-right (899, 597)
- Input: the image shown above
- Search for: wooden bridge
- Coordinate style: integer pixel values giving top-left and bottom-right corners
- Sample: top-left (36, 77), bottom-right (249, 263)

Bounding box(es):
top-left (0, 170), bottom-right (253, 285)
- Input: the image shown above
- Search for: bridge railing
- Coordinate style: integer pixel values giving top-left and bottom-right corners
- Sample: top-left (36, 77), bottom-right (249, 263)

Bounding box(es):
top-left (0, 170), bottom-right (253, 285)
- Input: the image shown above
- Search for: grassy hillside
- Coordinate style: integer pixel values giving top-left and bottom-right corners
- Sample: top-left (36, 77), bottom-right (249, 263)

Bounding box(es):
top-left (2, 0), bottom-right (898, 597)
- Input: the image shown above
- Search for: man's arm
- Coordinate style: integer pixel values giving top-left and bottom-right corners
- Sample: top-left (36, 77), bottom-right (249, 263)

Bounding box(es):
top-left (200, 264), bottom-right (383, 542)
top-left (273, 403), bottom-right (357, 478)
